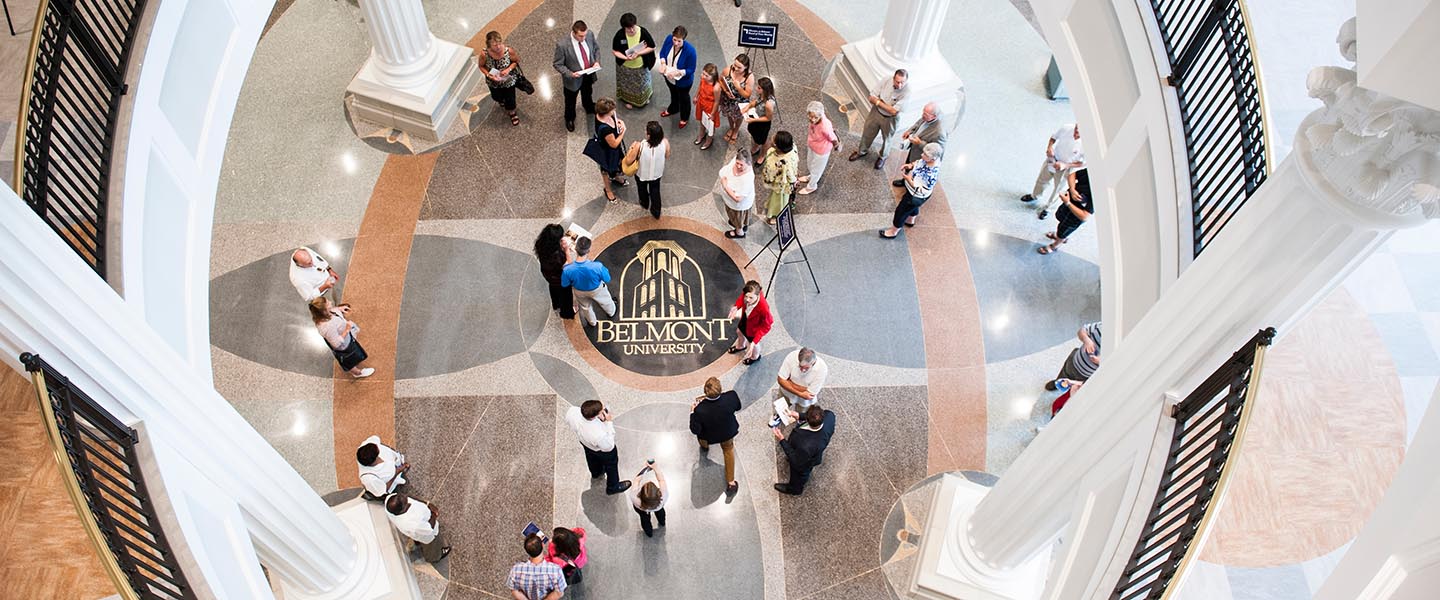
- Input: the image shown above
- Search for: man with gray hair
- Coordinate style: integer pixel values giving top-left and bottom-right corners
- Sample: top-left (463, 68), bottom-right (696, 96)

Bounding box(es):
top-left (776, 347), bottom-right (830, 412)
top-left (892, 102), bottom-right (946, 187)
top-left (880, 142), bottom-right (943, 239)
top-left (289, 246), bottom-right (340, 301)
top-left (848, 69), bottom-right (909, 170)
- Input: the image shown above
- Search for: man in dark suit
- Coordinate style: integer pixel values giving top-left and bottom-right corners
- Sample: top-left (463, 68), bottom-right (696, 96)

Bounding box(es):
top-left (690, 377), bottom-right (742, 494)
top-left (553, 20), bottom-right (601, 132)
top-left (772, 405), bottom-right (836, 495)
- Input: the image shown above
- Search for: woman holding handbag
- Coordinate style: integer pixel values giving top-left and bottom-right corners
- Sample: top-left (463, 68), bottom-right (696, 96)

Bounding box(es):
top-left (727, 280), bottom-right (772, 365)
top-left (544, 526), bottom-right (588, 585)
top-left (483, 31), bottom-right (525, 126)
top-left (309, 297), bottom-right (374, 378)
top-left (627, 121), bottom-right (670, 219)
top-left (583, 98), bottom-right (627, 203)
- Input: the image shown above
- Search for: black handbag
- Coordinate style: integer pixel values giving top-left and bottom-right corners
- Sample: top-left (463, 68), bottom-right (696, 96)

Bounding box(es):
top-left (582, 134), bottom-right (606, 166)
top-left (562, 564), bottom-right (582, 585)
top-left (515, 65), bottom-right (536, 95)
top-left (333, 334), bottom-right (369, 371)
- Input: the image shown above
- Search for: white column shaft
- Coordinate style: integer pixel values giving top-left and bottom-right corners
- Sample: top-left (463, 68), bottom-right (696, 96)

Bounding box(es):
top-left (0, 192), bottom-right (358, 594)
top-left (880, 0), bottom-right (951, 64)
top-left (965, 133), bottom-right (1417, 569)
top-left (356, 0), bottom-right (442, 89)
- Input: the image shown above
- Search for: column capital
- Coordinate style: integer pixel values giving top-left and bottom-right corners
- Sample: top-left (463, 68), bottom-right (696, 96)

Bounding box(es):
top-left (1296, 18), bottom-right (1440, 226)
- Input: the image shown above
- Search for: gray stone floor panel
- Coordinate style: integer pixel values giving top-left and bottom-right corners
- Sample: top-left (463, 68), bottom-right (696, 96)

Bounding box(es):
top-left (959, 228), bottom-right (1100, 363)
top-left (529, 351), bottom-right (599, 406)
top-left (394, 395), bottom-right (492, 500)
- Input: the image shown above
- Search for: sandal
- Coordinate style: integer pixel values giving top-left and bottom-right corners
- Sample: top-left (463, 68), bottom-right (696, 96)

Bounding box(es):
top-left (660, 110), bottom-right (672, 117)
top-left (1045, 232), bottom-right (1058, 240)
top-left (510, 113), bottom-right (520, 126)
top-left (742, 357), bottom-right (759, 365)
top-left (606, 193), bottom-right (617, 204)
top-left (1037, 245), bottom-right (1056, 255)
top-left (700, 140), bottom-right (713, 151)
top-left (725, 230), bottom-right (746, 239)
top-left (904, 218), bottom-right (917, 228)
top-left (727, 346), bottom-right (744, 354)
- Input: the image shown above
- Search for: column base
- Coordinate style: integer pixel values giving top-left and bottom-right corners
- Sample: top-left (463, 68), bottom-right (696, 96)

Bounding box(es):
top-left (908, 474), bottom-right (1051, 600)
top-left (346, 40), bottom-right (482, 142)
top-left (833, 36), bottom-right (966, 127)
top-left (273, 498), bottom-right (422, 600)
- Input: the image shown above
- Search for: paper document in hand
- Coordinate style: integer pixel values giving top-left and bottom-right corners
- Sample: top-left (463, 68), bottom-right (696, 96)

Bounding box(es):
top-left (773, 399), bottom-right (795, 426)
top-left (566, 223), bottom-right (593, 240)
top-left (576, 65), bottom-right (602, 75)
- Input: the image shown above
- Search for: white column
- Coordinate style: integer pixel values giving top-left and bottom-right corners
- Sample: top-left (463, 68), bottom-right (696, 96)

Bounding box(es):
top-left (355, 0), bottom-right (444, 90)
top-left (914, 21), bottom-right (1440, 597)
top-left (0, 190), bottom-right (361, 595)
top-left (879, 0), bottom-right (951, 66)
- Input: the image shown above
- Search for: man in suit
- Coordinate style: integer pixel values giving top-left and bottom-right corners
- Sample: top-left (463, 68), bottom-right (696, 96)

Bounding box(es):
top-left (553, 20), bottom-right (601, 132)
top-left (772, 405), bottom-right (837, 495)
top-left (892, 102), bottom-right (947, 186)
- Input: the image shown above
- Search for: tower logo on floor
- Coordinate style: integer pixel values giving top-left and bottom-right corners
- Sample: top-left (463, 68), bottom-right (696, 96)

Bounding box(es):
top-left (588, 230), bottom-right (745, 376)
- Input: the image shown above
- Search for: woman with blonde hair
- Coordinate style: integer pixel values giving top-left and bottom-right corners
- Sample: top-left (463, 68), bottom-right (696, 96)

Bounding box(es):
top-left (482, 31), bottom-right (523, 126)
top-left (798, 100), bottom-right (839, 195)
top-left (309, 297), bottom-right (374, 378)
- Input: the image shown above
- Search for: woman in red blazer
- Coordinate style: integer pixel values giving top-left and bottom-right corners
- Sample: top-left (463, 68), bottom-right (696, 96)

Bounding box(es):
top-left (728, 280), bottom-right (773, 365)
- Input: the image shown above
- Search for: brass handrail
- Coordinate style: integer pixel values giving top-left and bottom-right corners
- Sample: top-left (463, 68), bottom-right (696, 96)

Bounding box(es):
top-left (1159, 337), bottom-right (1270, 600)
top-left (12, 0), bottom-right (49, 194)
top-left (1234, 0), bottom-right (1277, 168)
top-left (29, 369), bottom-right (136, 600)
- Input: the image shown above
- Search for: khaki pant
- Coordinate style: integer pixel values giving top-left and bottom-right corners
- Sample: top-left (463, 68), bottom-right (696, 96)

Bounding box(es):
top-left (415, 529), bottom-right (447, 563)
top-left (573, 285), bottom-right (615, 326)
top-left (699, 437), bottom-right (737, 482)
top-left (859, 109), bottom-right (899, 157)
top-left (725, 206), bottom-right (750, 231)
top-left (1031, 158), bottom-right (1073, 215)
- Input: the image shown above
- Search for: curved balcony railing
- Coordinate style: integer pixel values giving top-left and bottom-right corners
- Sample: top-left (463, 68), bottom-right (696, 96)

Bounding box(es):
top-left (1149, 0), bottom-right (1271, 257)
top-left (13, 0), bottom-right (149, 279)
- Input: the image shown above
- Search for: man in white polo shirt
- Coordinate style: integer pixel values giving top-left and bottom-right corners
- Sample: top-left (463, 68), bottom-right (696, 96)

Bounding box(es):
top-left (356, 435), bottom-right (408, 500)
top-left (385, 493), bottom-right (450, 563)
top-left (1019, 123), bottom-right (1086, 220)
top-left (565, 400), bottom-right (632, 495)
top-left (776, 347), bottom-right (830, 412)
top-left (288, 246), bottom-right (340, 301)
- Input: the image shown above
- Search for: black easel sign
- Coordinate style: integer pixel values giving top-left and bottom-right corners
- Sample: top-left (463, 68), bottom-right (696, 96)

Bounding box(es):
top-left (776, 204), bottom-right (796, 249)
top-left (738, 22), bottom-right (778, 49)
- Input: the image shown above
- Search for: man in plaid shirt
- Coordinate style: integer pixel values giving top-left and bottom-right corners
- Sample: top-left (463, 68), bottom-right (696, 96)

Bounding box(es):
top-left (507, 534), bottom-right (567, 599)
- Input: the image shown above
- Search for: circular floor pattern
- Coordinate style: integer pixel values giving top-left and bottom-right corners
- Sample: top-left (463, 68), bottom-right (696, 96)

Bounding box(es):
top-left (583, 228), bottom-right (746, 377)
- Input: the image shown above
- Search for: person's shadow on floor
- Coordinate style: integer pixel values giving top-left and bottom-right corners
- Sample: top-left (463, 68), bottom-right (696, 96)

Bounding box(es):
top-left (580, 477), bottom-right (630, 536)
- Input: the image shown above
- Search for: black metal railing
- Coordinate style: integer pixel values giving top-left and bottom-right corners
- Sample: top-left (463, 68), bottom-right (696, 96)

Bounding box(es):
top-left (21, 353), bottom-right (196, 600)
top-left (1109, 328), bottom-right (1274, 600)
top-left (14, 0), bottom-right (148, 278)
top-left (1150, 0), bottom-right (1269, 257)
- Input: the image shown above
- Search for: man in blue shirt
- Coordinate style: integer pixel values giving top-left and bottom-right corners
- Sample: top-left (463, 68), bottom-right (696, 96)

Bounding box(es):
top-left (561, 236), bottom-right (615, 326)
top-left (657, 26), bottom-right (699, 128)
top-left (880, 142), bottom-right (942, 239)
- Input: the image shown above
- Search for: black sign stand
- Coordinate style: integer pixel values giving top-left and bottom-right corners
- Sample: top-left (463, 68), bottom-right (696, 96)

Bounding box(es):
top-left (744, 202), bottom-right (819, 295)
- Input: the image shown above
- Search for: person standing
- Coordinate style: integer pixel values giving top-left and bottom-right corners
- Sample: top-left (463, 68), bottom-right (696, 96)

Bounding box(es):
top-left (693, 63), bottom-right (720, 149)
top-left (384, 493), bottom-right (451, 563)
top-left (879, 142), bottom-right (942, 239)
top-left (1019, 123), bottom-right (1085, 220)
top-left (508, 534), bottom-right (567, 600)
top-left (690, 377), bottom-right (741, 494)
top-left (744, 77), bottom-right (778, 160)
top-left (629, 121), bottom-right (670, 219)
top-left (561, 237), bottom-right (615, 327)
top-left (482, 31), bottom-right (524, 127)
top-left (797, 101), bottom-right (839, 196)
top-left (356, 435), bottom-right (408, 500)
top-left (309, 297), bottom-right (374, 378)
top-left (289, 247), bottom-right (339, 301)
top-left (1049, 321), bottom-right (1102, 388)
top-left (717, 54), bottom-right (755, 145)
top-left (772, 405), bottom-right (837, 495)
top-left (891, 102), bottom-right (946, 186)
top-left (719, 149), bottom-right (756, 238)
top-left (630, 461), bottom-right (668, 537)
top-left (1038, 168), bottom-right (1093, 255)
top-left (776, 347), bottom-right (829, 412)
top-left (534, 225), bottom-right (576, 320)
top-left (727, 280), bottom-right (772, 365)
top-left (565, 400), bottom-right (631, 495)
top-left (848, 69), bottom-right (908, 170)
top-left (760, 131), bottom-right (798, 225)
top-left (657, 26), bottom-right (697, 129)
top-left (553, 20), bottom-right (601, 132)
top-left (544, 527), bottom-right (588, 585)
top-left (586, 98), bottom-right (628, 203)
top-left (611, 13), bottom-right (656, 109)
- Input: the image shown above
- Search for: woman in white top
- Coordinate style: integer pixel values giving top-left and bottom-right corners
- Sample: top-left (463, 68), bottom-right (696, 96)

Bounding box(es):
top-left (629, 461), bottom-right (668, 537)
top-left (626, 121), bottom-right (671, 219)
top-left (309, 297), bottom-right (375, 378)
top-left (719, 148), bottom-right (756, 239)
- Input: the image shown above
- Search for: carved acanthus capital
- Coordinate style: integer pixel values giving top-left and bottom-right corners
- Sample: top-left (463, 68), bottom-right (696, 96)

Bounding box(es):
top-left (1298, 18), bottom-right (1440, 220)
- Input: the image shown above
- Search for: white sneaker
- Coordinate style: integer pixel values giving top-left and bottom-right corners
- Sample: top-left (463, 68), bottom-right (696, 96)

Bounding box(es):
top-left (354, 367), bottom-right (375, 378)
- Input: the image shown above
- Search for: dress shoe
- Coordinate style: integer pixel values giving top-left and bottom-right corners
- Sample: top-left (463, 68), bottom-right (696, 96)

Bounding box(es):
top-left (874, 156), bottom-right (885, 170)
top-left (566, 120), bottom-right (575, 132)
top-left (848, 150), bottom-right (867, 162)
top-left (726, 481), bottom-right (739, 494)
top-left (1019, 194), bottom-right (1035, 202)
top-left (773, 483), bottom-right (800, 495)
top-left (1037, 209), bottom-right (1049, 220)
top-left (891, 179), bottom-right (904, 187)
top-left (607, 480), bottom-right (633, 495)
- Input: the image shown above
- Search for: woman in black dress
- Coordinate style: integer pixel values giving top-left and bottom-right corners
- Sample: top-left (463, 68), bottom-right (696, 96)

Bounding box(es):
top-left (593, 97), bottom-right (628, 203)
top-left (1038, 168), bottom-right (1094, 255)
top-left (533, 224), bottom-right (574, 319)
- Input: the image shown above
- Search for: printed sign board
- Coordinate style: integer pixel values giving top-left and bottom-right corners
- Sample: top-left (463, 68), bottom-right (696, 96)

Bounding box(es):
top-left (738, 21), bottom-right (778, 49)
